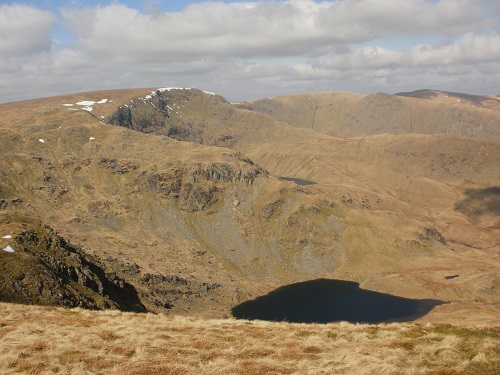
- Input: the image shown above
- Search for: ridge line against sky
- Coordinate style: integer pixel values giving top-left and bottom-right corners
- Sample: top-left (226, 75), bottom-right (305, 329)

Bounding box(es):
top-left (0, 0), bottom-right (499, 103)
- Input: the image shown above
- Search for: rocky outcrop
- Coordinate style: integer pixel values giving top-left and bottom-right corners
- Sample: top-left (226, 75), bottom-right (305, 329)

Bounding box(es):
top-left (180, 184), bottom-right (221, 212)
top-left (138, 273), bottom-right (220, 310)
top-left (106, 92), bottom-right (170, 133)
top-left (98, 157), bottom-right (139, 174)
top-left (0, 224), bottom-right (146, 312)
top-left (261, 198), bottom-right (285, 219)
top-left (418, 227), bottom-right (447, 245)
top-left (0, 198), bottom-right (23, 210)
top-left (105, 89), bottom-right (205, 142)
top-left (145, 159), bottom-right (265, 212)
top-left (167, 124), bottom-right (204, 143)
top-left (105, 89), bottom-right (234, 145)
top-left (186, 161), bottom-right (262, 187)
top-left (403, 226), bottom-right (447, 247)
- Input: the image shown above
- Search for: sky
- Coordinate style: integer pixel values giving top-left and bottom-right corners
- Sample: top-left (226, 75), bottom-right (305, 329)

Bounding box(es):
top-left (0, 0), bottom-right (499, 103)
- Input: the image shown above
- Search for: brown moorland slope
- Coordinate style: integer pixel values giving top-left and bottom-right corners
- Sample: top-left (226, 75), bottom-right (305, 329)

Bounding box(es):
top-left (0, 302), bottom-right (499, 375)
top-left (239, 89), bottom-right (500, 139)
top-left (0, 88), bottom-right (499, 325)
top-left (101, 88), bottom-right (499, 321)
top-left (0, 89), bottom-right (351, 317)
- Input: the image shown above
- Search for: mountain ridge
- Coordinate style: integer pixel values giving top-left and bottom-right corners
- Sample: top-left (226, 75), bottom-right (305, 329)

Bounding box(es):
top-left (238, 89), bottom-right (500, 140)
top-left (1, 87), bottom-right (498, 324)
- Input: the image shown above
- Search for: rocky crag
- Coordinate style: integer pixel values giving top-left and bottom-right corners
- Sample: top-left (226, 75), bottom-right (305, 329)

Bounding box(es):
top-left (0, 219), bottom-right (144, 311)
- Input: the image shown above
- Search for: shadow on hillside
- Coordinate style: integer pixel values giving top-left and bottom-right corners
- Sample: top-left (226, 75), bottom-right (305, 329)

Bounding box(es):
top-left (395, 89), bottom-right (440, 100)
top-left (396, 89), bottom-right (494, 105)
top-left (455, 186), bottom-right (500, 219)
top-left (279, 177), bottom-right (317, 186)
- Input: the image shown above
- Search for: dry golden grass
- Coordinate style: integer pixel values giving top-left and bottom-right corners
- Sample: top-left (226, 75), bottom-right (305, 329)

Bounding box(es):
top-left (0, 303), bottom-right (498, 375)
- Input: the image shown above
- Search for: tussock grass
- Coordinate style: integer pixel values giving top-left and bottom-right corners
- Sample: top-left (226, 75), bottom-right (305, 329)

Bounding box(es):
top-left (0, 302), bottom-right (498, 374)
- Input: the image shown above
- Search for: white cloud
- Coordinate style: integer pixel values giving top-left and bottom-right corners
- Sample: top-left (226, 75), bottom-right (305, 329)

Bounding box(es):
top-left (0, 1), bottom-right (499, 103)
top-left (404, 32), bottom-right (500, 67)
top-left (0, 4), bottom-right (55, 56)
top-left (60, 2), bottom-right (336, 58)
top-left (59, 0), bottom-right (488, 60)
top-left (319, 0), bottom-right (486, 37)
top-left (311, 33), bottom-right (500, 71)
top-left (290, 31), bottom-right (500, 94)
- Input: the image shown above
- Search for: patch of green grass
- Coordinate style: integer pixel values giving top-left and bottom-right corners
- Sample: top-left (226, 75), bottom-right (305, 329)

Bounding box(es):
top-left (463, 359), bottom-right (500, 375)
top-left (325, 331), bottom-right (338, 339)
top-left (295, 330), bottom-right (314, 338)
top-left (432, 324), bottom-right (493, 339)
top-left (432, 325), bottom-right (500, 363)
top-left (303, 346), bottom-right (322, 354)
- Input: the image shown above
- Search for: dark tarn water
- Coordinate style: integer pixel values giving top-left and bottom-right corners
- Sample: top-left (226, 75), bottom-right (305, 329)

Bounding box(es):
top-left (231, 279), bottom-right (445, 324)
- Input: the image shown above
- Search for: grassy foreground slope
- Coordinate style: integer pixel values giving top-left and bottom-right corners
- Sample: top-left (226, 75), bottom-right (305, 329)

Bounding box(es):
top-left (0, 302), bottom-right (499, 375)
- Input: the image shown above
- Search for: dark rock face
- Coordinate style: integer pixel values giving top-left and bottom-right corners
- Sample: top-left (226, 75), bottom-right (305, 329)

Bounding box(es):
top-left (146, 169), bottom-right (183, 199)
top-left (144, 160), bottom-right (265, 212)
top-left (0, 224), bottom-right (146, 312)
top-left (106, 93), bottom-right (170, 134)
top-left (111, 105), bottom-right (133, 128)
top-left (106, 90), bottom-right (188, 138)
top-left (180, 184), bottom-right (221, 212)
top-left (167, 125), bottom-right (203, 143)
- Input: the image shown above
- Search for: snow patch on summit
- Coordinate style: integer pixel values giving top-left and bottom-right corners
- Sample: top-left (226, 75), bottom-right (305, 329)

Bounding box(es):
top-left (157, 87), bottom-right (192, 92)
top-left (64, 99), bottom-right (109, 112)
top-left (76, 101), bottom-right (96, 106)
top-left (143, 87), bottom-right (219, 100)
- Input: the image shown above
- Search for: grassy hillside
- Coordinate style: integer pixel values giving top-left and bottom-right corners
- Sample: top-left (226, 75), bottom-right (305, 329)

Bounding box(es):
top-left (1, 87), bottom-right (499, 326)
top-left (0, 302), bottom-right (498, 375)
top-left (239, 90), bottom-right (500, 140)
top-left (100, 88), bottom-right (500, 322)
